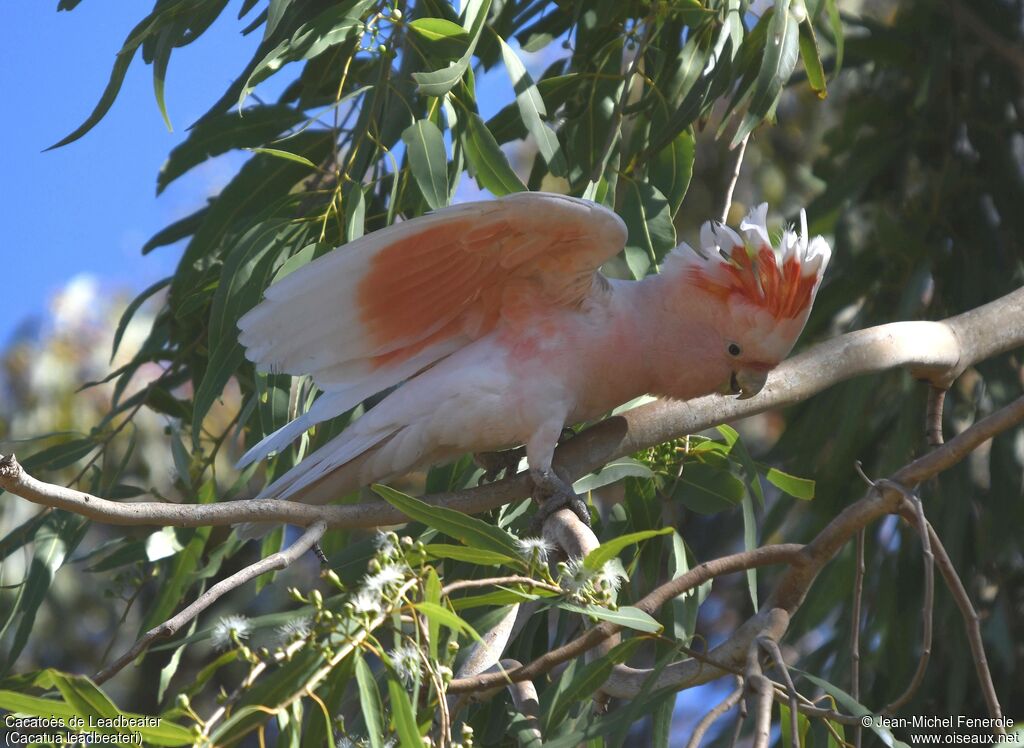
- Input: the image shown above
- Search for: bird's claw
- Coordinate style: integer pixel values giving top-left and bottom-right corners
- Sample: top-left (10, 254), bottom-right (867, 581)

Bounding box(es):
top-left (474, 447), bottom-right (526, 485)
top-left (529, 468), bottom-right (591, 532)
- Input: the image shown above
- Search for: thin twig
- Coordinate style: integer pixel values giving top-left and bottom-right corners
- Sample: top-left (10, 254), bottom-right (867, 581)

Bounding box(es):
top-left (721, 133), bottom-right (750, 224)
top-left (94, 521), bottom-right (327, 684)
top-left (915, 513), bottom-right (1005, 732)
top-left (448, 544), bottom-right (802, 693)
top-left (883, 494), bottom-right (934, 713)
top-left (686, 678), bottom-right (743, 748)
top-left (441, 576), bottom-right (562, 597)
top-left (925, 386), bottom-right (947, 447)
top-left (850, 527), bottom-right (865, 748)
top-left (758, 638), bottom-right (798, 748)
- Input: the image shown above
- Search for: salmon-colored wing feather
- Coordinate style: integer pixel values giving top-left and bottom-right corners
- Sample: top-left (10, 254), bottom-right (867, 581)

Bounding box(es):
top-left (235, 192), bottom-right (626, 467)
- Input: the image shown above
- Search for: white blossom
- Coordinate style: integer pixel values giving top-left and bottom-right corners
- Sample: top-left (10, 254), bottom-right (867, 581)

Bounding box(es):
top-left (351, 588), bottom-right (382, 616)
top-left (275, 616), bottom-right (312, 644)
top-left (517, 536), bottom-right (552, 565)
top-left (364, 562), bottom-right (408, 592)
top-left (558, 557), bottom-right (596, 595)
top-left (211, 615), bottom-right (251, 650)
top-left (388, 642), bottom-right (422, 685)
top-left (595, 561), bottom-right (628, 593)
top-left (373, 530), bottom-right (401, 558)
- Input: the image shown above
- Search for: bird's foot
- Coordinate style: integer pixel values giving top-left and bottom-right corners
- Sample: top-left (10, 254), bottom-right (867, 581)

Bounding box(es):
top-left (474, 446), bottom-right (526, 485)
top-left (529, 468), bottom-right (591, 532)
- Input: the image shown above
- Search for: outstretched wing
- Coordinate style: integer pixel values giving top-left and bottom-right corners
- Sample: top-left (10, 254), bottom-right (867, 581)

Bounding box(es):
top-left (236, 192), bottom-right (627, 467)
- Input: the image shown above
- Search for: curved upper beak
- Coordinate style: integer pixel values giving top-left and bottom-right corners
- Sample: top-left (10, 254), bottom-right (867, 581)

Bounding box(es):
top-left (732, 368), bottom-right (769, 400)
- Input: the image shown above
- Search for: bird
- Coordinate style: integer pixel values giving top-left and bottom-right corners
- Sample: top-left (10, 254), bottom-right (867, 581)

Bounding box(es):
top-left (234, 192), bottom-right (831, 536)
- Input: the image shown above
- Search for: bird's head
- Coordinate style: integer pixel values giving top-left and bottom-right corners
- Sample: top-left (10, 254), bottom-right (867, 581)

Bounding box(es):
top-left (668, 204), bottom-right (832, 399)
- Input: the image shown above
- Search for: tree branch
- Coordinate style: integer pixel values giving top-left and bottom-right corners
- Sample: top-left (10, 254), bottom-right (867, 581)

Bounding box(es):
top-left (447, 543), bottom-right (802, 693)
top-left (4, 287), bottom-right (1022, 530)
top-left (454, 393), bottom-right (1024, 701)
top-left (94, 520), bottom-right (327, 684)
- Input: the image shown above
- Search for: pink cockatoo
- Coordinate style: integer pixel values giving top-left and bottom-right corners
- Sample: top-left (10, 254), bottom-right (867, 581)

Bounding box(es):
top-left (235, 192), bottom-right (830, 534)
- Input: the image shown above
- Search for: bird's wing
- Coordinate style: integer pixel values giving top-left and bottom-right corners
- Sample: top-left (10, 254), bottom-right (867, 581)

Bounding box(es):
top-left (236, 192), bottom-right (626, 467)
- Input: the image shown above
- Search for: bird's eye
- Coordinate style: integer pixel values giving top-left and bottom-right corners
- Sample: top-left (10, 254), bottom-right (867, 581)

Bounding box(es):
top-left (728, 343), bottom-right (742, 357)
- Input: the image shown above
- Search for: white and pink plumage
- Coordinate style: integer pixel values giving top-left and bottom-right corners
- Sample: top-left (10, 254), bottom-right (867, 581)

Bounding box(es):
top-left (235, 192), bottom-right (830, 533)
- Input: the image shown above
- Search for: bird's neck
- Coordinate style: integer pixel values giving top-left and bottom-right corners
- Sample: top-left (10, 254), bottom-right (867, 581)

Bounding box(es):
top-left (617, 267), bottom-right (728, 402)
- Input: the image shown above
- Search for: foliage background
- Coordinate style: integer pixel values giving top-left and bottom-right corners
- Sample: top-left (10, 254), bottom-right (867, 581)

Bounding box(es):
top-left (1, 0), bottom-right (1022, 744)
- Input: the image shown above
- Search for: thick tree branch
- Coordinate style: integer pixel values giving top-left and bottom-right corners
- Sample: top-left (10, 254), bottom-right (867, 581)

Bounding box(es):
top-left (3, 287), bottom-right (1022, 529)
top-left (450, 393), bottom-right (1024, 699)
top-left (447, 544), bottom-right (802, 693)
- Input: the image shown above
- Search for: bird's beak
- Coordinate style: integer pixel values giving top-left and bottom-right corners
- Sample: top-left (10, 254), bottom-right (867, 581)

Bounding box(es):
top-left (733, 368), bottom-right (769, 400)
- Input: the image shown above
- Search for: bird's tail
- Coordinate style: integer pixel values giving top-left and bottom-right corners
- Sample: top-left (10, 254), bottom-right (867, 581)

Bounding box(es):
top-left (235, 429), bottom-right (398, 540)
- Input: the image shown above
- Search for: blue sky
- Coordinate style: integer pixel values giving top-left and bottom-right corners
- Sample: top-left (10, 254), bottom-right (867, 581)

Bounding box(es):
top-left (1, 3), bottom-right (266, 347)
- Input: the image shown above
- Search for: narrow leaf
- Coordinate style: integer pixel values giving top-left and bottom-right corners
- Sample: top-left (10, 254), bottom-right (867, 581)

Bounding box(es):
top-left (583, 528), bottom-right (672, 571)
top-left (355, 655), bottom-right (385, 748)
top-left (246, 147), bottom-right (318, 169)
top-left (765, 467), bottom-right (815, 500)
top-left (461, 112), bottom-right (526, 195)
top-left (373, 485), bottom-right (525, 565)
top-left (402, 120), bottom-right (449, 210)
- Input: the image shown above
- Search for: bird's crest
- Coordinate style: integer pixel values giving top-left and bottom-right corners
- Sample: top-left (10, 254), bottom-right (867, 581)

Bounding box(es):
top-left (677, 204), bottom-right (832, 320)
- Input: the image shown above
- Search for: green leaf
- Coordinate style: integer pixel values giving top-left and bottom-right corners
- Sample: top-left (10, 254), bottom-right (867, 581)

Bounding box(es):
top-left (355, 655), bottom-right (385, 748)
top-left (667, 532), bottom-right (706, 642)
top-left (582, 528), bottom-right (672, 571)
top-left (798, 19), bottom-right (827, 98)
top-left (169, 130), bottom-right (332, 318)
top-left (793, 669), bottom-right (910, 748)
top-left (497, 36), bottom-right (566, 176)
top-left (825, 0), bottom-right (844, 74)
top-left (424, 568), bottom-right (442, 660)
top-left (141, 206), bottom-right (208, 254)
top-left (50, 672), bottom-right (119, 720)
top-left (111, 277), bottom-right (170, 362)
top-left (387, 678), bottom-right (421, 747)
top-left (192, 218), bottom-right (308, 440)
top-left (778, 700), bottom-right (811, 748)
top-left (214, 648), bottom-right (326, 742)
top-left (240, 0), bottom-right (373, 107)
top-left (545, 638), bottom-right (644, 729)
top-left (741, 493), bottom-right (759, 610)
top-left (374, 485), bottom-right (525, 567)
top-left (673, 463), bottom-right (746, 514)
top-left (157, 105), bottom-right (305, 193)
top-left (765, 467), bottom-right (815, 500)
top-left (402, 119), bottom-right (449, 210)
top-left (412, 0), bottom-right (492, 96)
top-left (264, 0), bottom-right (291, 39)
top-left (246, 147), bottom-right (318, 169)
top-left (140, 524), bottom-right (211, 633)
top-left (650, 129), bottom-right (695, 218)
top-left (47, 40), bottom-right (136, 149)
top-left (573, 458), bottom-right (653, 494)
top-left (0, 674), bottom-right (193, 745)
top-left (424, 543), bottom-right (519, 567)
top-left (620, 180), bottom-right (675, 279)
top-left (414, 601), bottom-right (483, 643)
top-left (152, 25), bottom-right (175, 132)
top-left (557, 603), bottom-right (662, 633)
top-left (461, 112), bottom-right (526, 195)
top-left (733, 2), bottom-right (801, 146)
top-left (408, 17), bottom-right (470, 43)
top-left (3, 514), bottom-right (80, 674)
